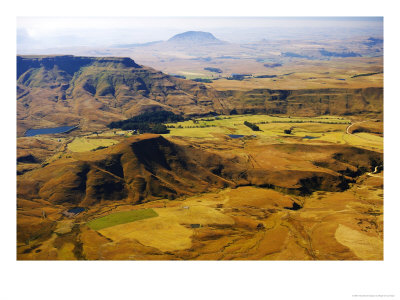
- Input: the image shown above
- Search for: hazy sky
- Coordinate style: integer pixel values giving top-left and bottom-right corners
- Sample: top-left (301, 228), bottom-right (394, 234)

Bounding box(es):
top-left (17, 17), bottom-right (383, 51)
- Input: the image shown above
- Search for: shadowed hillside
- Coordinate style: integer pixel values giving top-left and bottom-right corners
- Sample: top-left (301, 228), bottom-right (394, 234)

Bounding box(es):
top-left (17, 134), bottom-right (382, 207)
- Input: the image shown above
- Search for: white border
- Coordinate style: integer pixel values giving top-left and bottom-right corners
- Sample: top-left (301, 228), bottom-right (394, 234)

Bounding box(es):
top-left (2, 1), bottom-right (399, 299)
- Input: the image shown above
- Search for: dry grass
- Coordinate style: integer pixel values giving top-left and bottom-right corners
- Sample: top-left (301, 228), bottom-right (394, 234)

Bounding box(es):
top-left (68, 137), bottom-right (119, 152)
top-left (335, 224), bottom-right (383, 260)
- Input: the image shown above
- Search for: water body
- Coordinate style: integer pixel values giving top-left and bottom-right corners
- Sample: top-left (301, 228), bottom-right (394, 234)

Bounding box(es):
top-left (303, 135), bottom-right (319, 139)
top-left (67, 207), bottom-right (85, 214)
top-left (25, 126), bottom-right (76, 137)
top-left (228, 134), bottom-right (245, 138)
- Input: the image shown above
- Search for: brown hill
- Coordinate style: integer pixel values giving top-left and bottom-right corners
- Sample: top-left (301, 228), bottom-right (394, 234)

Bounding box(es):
top-left (17, 134), bottom-right (382, 208)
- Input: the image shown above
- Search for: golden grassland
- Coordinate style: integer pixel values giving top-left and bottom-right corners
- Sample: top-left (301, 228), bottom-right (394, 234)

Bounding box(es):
top-left (68, 137), bottom-right (119, 152)
top-left (16, 113), bottom-right (383, 260)
top-left (19, 175), bottom-right (382, 259)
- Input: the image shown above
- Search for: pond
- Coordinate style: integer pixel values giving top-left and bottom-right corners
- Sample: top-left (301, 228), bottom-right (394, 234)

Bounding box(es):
top-left (25, 126), bottom-right (77, 137)
top-left (228, 134), bottom-right (245, 139)
top-left (67, 207), bottom-right (85, 214)
top-left (303, 135), bottom-right (319, 140)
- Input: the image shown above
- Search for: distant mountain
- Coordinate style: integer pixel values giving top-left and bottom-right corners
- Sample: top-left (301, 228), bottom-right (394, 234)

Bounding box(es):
top-left (167, 31), bottom-right (223, 44)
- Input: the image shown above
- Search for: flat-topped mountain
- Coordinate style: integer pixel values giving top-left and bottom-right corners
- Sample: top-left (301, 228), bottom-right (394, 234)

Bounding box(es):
top-left (167, 31), bottom-right (223, 44)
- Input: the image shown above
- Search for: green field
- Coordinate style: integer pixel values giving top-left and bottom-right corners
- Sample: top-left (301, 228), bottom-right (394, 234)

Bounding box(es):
top-left (87, 209), bottom-right (158, 230)
top-left (164, 114), bottom-right (351, 139)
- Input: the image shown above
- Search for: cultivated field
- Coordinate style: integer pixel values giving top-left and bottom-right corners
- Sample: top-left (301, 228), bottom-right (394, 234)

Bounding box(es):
top-left (87, 208), bottom-right (158, 230)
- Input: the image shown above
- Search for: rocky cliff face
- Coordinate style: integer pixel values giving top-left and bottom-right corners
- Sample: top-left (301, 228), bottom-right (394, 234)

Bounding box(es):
top-left (218, 87), bottom-right (383, 116)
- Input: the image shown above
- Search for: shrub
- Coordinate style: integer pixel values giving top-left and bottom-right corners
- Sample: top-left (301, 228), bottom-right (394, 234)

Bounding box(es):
top-left (244, 121), bottom-right (260, 131)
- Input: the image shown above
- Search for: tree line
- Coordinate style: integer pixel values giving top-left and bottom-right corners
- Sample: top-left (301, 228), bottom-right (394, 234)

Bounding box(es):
top-left (107, 111), bottom-right (184, 134)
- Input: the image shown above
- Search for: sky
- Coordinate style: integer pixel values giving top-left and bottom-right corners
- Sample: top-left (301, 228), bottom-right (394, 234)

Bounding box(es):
top-left (17, 17), bottom-right (383, 51)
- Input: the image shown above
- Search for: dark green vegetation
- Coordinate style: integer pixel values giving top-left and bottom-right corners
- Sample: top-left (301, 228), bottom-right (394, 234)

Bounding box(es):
top-left (319, 49), bottom-right (361, 58)
top-left (351, 72), bottom-right (383, 78)
top-left (204, 67), bottom-right (222, 73)
top-left (108, 111), bottom-right (183, 133)
top-left (87, 209), bottom-right (158, 230)
top-left (116, 110), bottom-right (183, 124)
top-left (227, 74), bottom-right (252, 81)
top-left (264, 63), bottom-right (282, 68)
top-left (282, 52), bottom-right (310, 59)
top-left (192, 78), bottom-right (213, 83)
top-left (284, 129), bottom-right (292, 134)
top-left (172, 74), bottom-right (186, 79)
top-left (255, 75), bottom-right (277, 78)
top-left (244, 121), bottom-right (260, 131)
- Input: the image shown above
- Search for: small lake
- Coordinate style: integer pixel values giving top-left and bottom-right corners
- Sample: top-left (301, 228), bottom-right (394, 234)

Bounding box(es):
top-left (303, 135), bottom-right (319, 139)
top-left (25, 126), bottom-right (77, 137)
top-left (228, 134), bottom-right (245, 139)
top-left (67, 207), bottom-right (85, 214)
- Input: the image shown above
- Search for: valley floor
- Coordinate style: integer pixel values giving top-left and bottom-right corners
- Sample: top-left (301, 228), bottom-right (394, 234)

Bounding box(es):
top-left (16, 114), bottom-right (383, 260)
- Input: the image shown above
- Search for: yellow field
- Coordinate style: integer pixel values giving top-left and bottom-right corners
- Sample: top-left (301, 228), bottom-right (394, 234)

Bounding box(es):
top-left (335, 224), bottom-right (383, 260)
top-left (98, 205), bottom-right (234, 252)
top-left (68, 137), bottom-right (119, 152)
top-left (342, 133), bottom-right (383, 152)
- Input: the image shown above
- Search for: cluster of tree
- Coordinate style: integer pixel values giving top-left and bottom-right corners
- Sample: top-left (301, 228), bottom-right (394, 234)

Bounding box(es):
top-left (263, 63), bottom-right (282, 68)
top-left (204, 67), bottom-right (222, 73)
top-left (351, 72), bottom-right (382, 78)
top-left (255, 75), bottom-right (277, 78)
top-left (167, 124), bottom-right (216, 129)
top-left (244, 121), bottom-right (260, 131)
top-left (192, 78), bottom-right (213, 83)
top-left (227, 74), bottom-right (252, 81)
top-left (320, 49), bottom-right (361, 58)
top-left (172, 74), bottom-right (186, 79)
top-left (282, 52), bottom-right (310, 59)
top-left (107, 111), bottom-right (183, 134)
top-left (284, 129), bottom-right (292, 134)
